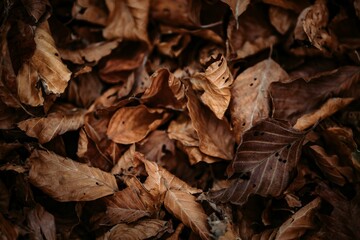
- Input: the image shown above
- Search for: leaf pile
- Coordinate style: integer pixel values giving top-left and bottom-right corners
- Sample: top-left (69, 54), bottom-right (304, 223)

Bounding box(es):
top-left (1, 0), bottom-right (360, 239)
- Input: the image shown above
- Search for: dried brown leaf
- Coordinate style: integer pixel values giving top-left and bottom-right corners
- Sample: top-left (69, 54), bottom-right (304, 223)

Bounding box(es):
top-left (27, 204), bottom-right (56, 240)
top-left (309, 145), bottom-right (354, 186)
top-left (270, 66), bottom-right (360, 124)
top-left (168, 115), bottom-right (199, 147)
top-left (97, 177), bottom-right (158, 225)
top-left (103, 0), bottom-right (149, 43)
top-left (28, 149), bottom-right (118, 202)
top-left (107, 105), bottom-right (171, 144)
top-left (156, 33), bottom-right (191, 58)
top-left (165, 189), bottom-right (212, 240)
top-left (191, 54), bottom-right (234, 119)
top-left (30, 21), bottom-right (71, 94)
top-left (21, 0), bottom-right (51, 24)
top-left (221, 0), bottom-right (250, 20)
top-left (186, 87), bottom-right (235, 160)
top-left (210, 119), bottom-right (306, 205)
top-left (98, 218), bottom-right (172, 240)
top-left (275, 197), bottom-right (321, 239)
top-left (293, 98), bottom-right (353, 131)
top-left (269, 6), bottom-right (296, 35)
top-left (263, 0), bottom-right (309, 13)
top-left (231, 59), bottom-right (289, 143)
top-left (59, 40), bottom-right (119, 65)
top-left (0, 213), bottom-right (18, 240)
top-left (72, 0), bottom-right (108, 26)
top-left (18, 107), bottom-right (86, 144)
top-left (111, 144), bottom-right (138, 175)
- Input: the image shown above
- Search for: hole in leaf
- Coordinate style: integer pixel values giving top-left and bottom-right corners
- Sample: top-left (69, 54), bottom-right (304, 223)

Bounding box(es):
top-left (286, 144), bottom-right (291, 149)
top-left (254, 77), bottom-right (257, 81)
top-left (282, 160), bottom-right (287, 163)
top-left (252, 184), bottom-right (256, 188)
top-left (254, 131), bottom-right (260, 136)
top-left (250, 83), bottom-right (253, 86)
top-left (260, 132), bottom-right (265, 136)
top-left (275, 152), bottom-right (279, 157)
top-left (242, 122), bottom-right (246, 126)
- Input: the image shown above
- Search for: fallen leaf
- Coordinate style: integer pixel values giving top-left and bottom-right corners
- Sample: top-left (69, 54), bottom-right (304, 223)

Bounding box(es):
top-left (230, 59), bottom-right (289, 143)
top-left (269, 6), bottom-right (296, 35)
top-left (99, 218), bottom-right (172, 240)
top-left (263, 0), bottom-right (309, 13)
top-left (21, 0), bottom-right (51, 24)
top-left (165, 189), bottom-right (212, 240)
top-left (166, 223), bottom-right (185, 240)
top-left (18, 106), bottom-right (86, 144)
top-left (0, 213), bottom-right (18, 240)
top-left (59, 40), bottom-right (119, 65)
top-left (309, 145), bottom-right (354, 186)
top-left (270, 66), bottom-right (360, 124)
top-left (103, 0), bottom-right (150, 44)
top-left (168, 115), bottom-right (199, 147)
top-left (107, 105), bottom-right (171, 144)
top-left (27, 149), bottom-right (118, 201)
top-left (186, 87), bottom-right (235, 160)
top-left (227, 5), bottom-right (278, 60)
top-left (29, 21), bottom-right (72, 94)
top-left (177, 142), bottom-right (221, 165)
top-left (156, 33), bottom-right (191, 58)
top-left (293, 98), bottom-right (354, 131)
top-left (96, 177), bottom-right (158, 225)
top-left (72, 0), bottom-right (108, 26)
top-left (275, 197), bottom-right (321, 239)
top-left (191, 54), bottom-right (234, 119)
top-left (210, 119), bottom-right (306, 205)
top-left (111, 144), bottom-right (138, 175)
top-left (27, 204), bottom-right (56, 240)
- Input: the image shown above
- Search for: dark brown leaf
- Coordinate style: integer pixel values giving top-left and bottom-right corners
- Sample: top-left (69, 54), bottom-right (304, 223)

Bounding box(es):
top-left (27, 204), bottom-right (56, 240)
top-left (210, 119), bottom-right (306, 205)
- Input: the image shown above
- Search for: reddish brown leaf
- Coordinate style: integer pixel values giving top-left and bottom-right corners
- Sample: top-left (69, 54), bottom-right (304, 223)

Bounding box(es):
top-left (107, 105), bottom-right (171, 144)
top-left (230, 59), bottom-right (289, 143)
top-left (28, 149), bottom-right (118, 201)
top-left (71, 0), bottom-right (108, 26)
top-left (269, 6), bottom-right (296, 35)
top-left (27, 204), bottom-right (56, 240)
top-left (0, 213), bottom-right (18, 240)
top-left (18, 107), bottom-right (86, 144)
top-left (165, 189), bottom-right (212, 240)
top-left (221, 0), bottom-right (250, 20)
top-left (210, 119), bottom-right (306, 205)
top-left (21, 0), bottom-right (51, 24)
top-left (270, 66), bottom-right (360, 124)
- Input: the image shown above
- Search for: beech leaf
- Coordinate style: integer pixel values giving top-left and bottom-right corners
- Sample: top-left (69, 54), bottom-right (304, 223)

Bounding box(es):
top-left (28, 149), bottom-right (118, 202)
top-left (210, 119), bottom-right (306, 205)
top-left (18, 107), bottom-right (86, 144)
top-left (27, 204), bottom-right (56, 240)
top-left (107, 105), bottom-right (171, 144)
top-left (221, 0), bottom-right (250, 20)
top-left (231, 59), bottom-right (289, 143)
top-left (165, 189), bottom-right (212, 240)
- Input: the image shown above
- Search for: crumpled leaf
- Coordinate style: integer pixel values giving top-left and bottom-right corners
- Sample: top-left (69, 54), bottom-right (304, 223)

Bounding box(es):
top-left (59, 40), bottom-right (119, 65)
top-left (107, 105), bottom-right (171, 144)
top-left (27, 21), bottom-right (71, 94)
top-left (210, 119), bottom-right (306, 205)
top-left (269, 6), bottom-right (296, 35)
top-left (111, 145), bottom-right (138, 175)
top-left (0, 213), bottom-right (18, 240)
top-left (227, 5), bottom-right (278, 60)
top-left (103, 0), bottom-right (150, 44)
top-left (309, 145), bottom-right (354, 186)
top-left (275, 197), bottom-right (321, 240)
top-left (18, 106), bottom-right (86, 144)
top-left (27, 149), bottom-right (118, 202)
top-left (230, 59), bottom-right (289, 143)
top-left (293, 98), bottom-right (354, 131)
top-left (191, 54), bottom-right (234, 119)
top-left (21, 0), bottom-right (51, 24)
top-left (315, 182), bottom-right (360, 240)
top-left (96, 177), bottom-right (158, 225)
top-left (165, 189), bottom-right (212, 240)
top-left (302, 0), bottom-right (338, 54)
top-left (98, 218), bottom-right (172, 240)
top-left (156, 33), bottom-right (191, 58)
top-left (270, 66), bottom-right (360, 125)
top-left (27, 204), bottom-right (56, 240)
top-left (186, 87), bottom-right (235, 160)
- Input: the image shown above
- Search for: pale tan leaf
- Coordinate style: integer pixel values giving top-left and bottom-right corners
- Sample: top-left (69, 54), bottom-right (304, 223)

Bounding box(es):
top-left (16, 61), bottom-right (44, 106)
top-left (97, 177), bottom-right (158, 225)
top-left (186, 87), bottom-right (235, 160)
top-left (59, 40), bottom-right (119, 65)
top-left (140, 154), bottom-right (202, 197)
top-left (18, 107), bottom-right (86, 144)
top-left (168, 115), bottom-right (199, 147)
top-left (165, 189), bottom-right (212, 240)
top-left (177, 142), bottom-right (221, 165)
top-left (293, 98), bottom-right (354, 131)
top-left (30, 21), bottom-right (71, 94)
top-left (103, 0), bottom-right (150, 43)
top-left (99, 218), bottom-right (171, 240)
top-left (27, 204), bottom-right (56, 240)
top-left (28, 149), bottom-right (118, 202)
top-left (107, 105), bottom-right (171, 144)
top-left (275, 197), bottom-right (321, 240)
top-left (231, 59), bottom-right (289, 143)
top-left (111, 144), bottom-right (137, 175)
top-left (191, 54), bottom-right (233, 119)
top-left (309, 145), bottom-right (354, 186)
